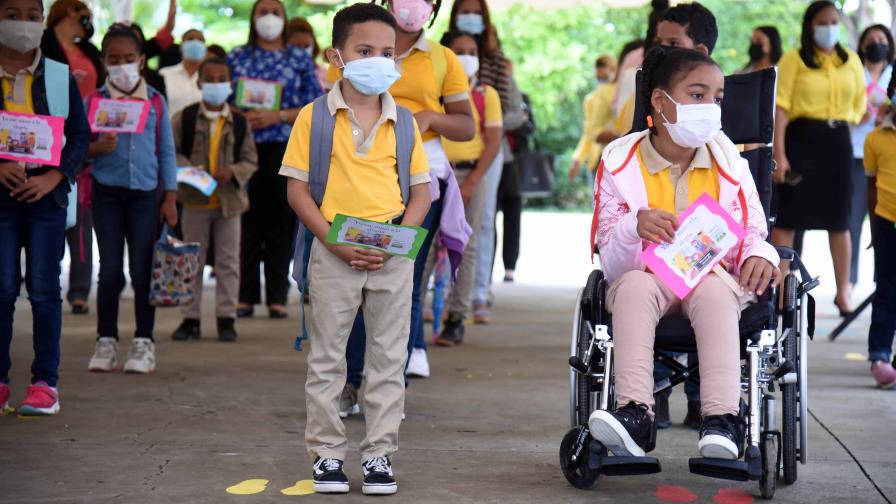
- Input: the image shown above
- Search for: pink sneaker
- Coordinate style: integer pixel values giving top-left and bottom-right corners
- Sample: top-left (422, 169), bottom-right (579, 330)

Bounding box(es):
top-left (871, 361), bottom-right (896, 389)
top-left (0, 382), bottom-right (10, 412)
top-left (17, 381), bottom-right (59, 416)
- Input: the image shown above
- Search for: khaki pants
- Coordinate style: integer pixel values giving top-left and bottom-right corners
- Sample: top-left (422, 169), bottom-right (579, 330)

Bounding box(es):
top-left (180, 207), bottom-right (241, 319)
top-left (607, 271), bottom-right (752, 417)
top-left (305, 238), bottom-right (413, 461)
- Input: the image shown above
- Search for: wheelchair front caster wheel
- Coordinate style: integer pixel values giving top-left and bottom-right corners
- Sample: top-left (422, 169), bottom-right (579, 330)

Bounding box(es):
top-left (759, 435), bottom-right (778, 499)
top-left (560, 426), bottom-right (601, 489)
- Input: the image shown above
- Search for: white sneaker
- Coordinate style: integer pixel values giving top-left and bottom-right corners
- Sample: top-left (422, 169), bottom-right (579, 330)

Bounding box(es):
top-left (338, 383), bottom-right (360, 418)
top-left (406, 348), bottom-right (430, 378)
top-left (88, 337), bottom-right (119, 372)
top-left (123, 339), bottom-right (156, 374)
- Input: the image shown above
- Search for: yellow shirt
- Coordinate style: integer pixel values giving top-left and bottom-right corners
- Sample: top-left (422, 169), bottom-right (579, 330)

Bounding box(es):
top-left (279, 83), bottom-right (431, 223)
top-left (327, 36), bottom-right (470, 142)
top-left (192, 112), bottom-right (226, 210)
top-left (776, 48), bottom-right (866, 123)
top-left (864, 123), bottom-right (896, 221)
top-left (638, 136), bottom-right (720, 215)
top-left (443, 83), bottom-right (502, 162)
top-left (573, 83), bottom-right (617, 170)
top-left (0, 51), bottom-right (40, 114)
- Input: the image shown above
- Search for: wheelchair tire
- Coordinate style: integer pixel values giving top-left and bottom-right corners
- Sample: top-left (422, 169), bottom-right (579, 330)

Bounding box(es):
top-left (559, 427), bottom-right (601, 490)
top-left (781, 274), bottom-right (799, 485)
top-left (759, 435), bottom-right (778, 499)
top-left (574, 307), bottom-right (594, 426)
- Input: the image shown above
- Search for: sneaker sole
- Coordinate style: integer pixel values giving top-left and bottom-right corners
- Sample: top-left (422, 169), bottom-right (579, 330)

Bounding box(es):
top-left (435, 338), bottom-right (459, 347)
top-left (339, 404), bottom-right (360, 419)
top-left (362, 483), bottom-right (397, 495)
top-left (17, 403), bottom-right (60, 416)
top-left (88, 364), bottom-right (118, 373)
top-left (473, 317), bottom-right (490, 325)
top-left (313, 482), bottom-right (349, 494)
top-left (588, 410), bottom-right (646, 457)
top-left (124, 367), bottom-right (156, 374)
top-left (698, 434), bottom-right (739, 460)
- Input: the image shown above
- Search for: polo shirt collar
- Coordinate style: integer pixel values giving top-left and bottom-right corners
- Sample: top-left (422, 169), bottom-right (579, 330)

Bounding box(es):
top-left (0, 49), bottom-right (41, 78)
top-left (396, 32), bottom-right (429, 62)
top-left (327, 80), bottom-right (397, 122)
top-left (106, 78), bottom-right (149, 100)
top-left (641, 133), bottom-right (713, 175)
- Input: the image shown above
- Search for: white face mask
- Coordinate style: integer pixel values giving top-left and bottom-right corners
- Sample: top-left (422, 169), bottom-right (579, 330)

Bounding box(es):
top-left (814, 24), bottom-right (840, 50)
top-left (660, 90), bottom-right (722, 148)
top-left (255, 14), bottom-right (284, 42)
top-left (0, 20), bottom-right (43, 54)
top-left (108, 63), bottom-right (142, 92)
top-left (456, 54), bottom-right (479, 78)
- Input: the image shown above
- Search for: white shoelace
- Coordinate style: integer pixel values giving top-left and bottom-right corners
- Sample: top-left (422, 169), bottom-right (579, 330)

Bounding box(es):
top-left (319, 458), bottom-right (341, 472)
top-left (364, 457), bottom-right (390, 474)
top-left (130, 340), bottom-right (151, 359)
top-left (96, 342), bottom-right (116, 359)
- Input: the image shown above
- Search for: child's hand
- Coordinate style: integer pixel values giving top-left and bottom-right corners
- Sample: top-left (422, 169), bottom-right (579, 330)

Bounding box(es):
top-left (459, 177), bottom-right (478, 205)
top-left (214, 166), bottom-right (234, 185)
top-left (94, 133), bottom-right (118, 155)
top-left (414, 110), bottom-right (437, 133)
top-left (0, 162), bottom-right (26, 191)
top-left (636, 208), bottom-right (678, 244)
top-left (328, 244), bottom-right (385, 271)
top-left (246, 110), bottom-right (280, 130)
top-left (739, 256), bottom-right (781, 296)
top-left (773, 153), bottom-right (790, 184)
top-left (159, 192), bottom-right (178, 227)
top-left (11, 170), bottom-right (64, 203)
top-left (357, 248), bottom-right (391, 270)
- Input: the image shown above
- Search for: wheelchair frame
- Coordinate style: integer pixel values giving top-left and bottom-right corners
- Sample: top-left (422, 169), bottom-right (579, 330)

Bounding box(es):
top-left (561, 254), bottom-right (817, 499)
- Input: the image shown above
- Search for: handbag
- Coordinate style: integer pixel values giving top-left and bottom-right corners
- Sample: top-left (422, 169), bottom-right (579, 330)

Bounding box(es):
top-left (515, 136), bottom-right (555, 198)
top-left (149, 225), bottom-right (201, 307)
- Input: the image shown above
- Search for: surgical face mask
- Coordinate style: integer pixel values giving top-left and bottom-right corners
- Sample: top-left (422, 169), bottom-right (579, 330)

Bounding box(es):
top-left (202, 82), bottom-right (232, 106)
top-left (457, 54), bottom-right (479, 78)
top-left (255, 13), bottom-right (285, 42)
top-left (865, 42), bottom-right (888, 63)
top-left (339, 51), bottom-right (401, 96)
top-left (79, 15), bottom-right (95, 40)
top-left (456, 13), bottom-right (485, 35)
top-left (108, 62), bottom-right (142, 92)
top-left (814, 24), bottom-right (840, 50)
top-left (391, 0), bottom-right (433, 33)
top-left (660, 91), bottom-right (722, 149)
top-left (0, 20), bottom-right (43, 55)
top-left (182, 39), bottom-right (207, 62)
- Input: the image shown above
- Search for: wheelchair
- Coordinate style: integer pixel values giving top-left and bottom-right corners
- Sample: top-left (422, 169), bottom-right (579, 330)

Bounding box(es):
top-left (559, 68), bottom-right (819, 499)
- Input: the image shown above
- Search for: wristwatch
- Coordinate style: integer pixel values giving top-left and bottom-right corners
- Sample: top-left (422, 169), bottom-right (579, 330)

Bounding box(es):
top-left (279, 110), bottom-right (289, 123)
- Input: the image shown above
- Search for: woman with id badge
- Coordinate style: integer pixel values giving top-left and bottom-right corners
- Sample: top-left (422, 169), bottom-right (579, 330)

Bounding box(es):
top-left (0, 0), bottom-right (90, 415)
top-left (228, 0), bottom-right (322, 320)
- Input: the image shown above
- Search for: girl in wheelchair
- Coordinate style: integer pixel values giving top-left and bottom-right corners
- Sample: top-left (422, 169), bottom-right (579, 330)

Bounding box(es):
top-left (588, 47), bottom-right (782, 461)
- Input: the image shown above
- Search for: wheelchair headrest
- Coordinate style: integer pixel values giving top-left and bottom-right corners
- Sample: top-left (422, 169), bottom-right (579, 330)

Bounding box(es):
top-left (630, 67), bottom-right (778, 145)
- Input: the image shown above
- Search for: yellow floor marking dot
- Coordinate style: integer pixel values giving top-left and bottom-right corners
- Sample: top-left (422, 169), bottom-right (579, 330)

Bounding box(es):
top-left (280, 480), bottom-right (315, 496)
top-left (844, 352), bottom-right (867, 362)
top-left (226, 479), bottom-right (269, 495)
top-left (1, 406), bottom-right (15, 416)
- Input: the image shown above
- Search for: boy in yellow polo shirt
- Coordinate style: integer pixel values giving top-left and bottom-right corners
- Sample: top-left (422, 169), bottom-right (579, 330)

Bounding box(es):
top-left (862, 105), bottom-right (896, 389)
top-left (569, 54), bottom-right (616, 183)
top-left (281, 4), bottom-right (431, 495)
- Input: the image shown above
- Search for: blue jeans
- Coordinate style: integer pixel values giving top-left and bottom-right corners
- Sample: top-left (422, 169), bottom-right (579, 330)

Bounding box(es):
top-left (92, 181), bottom-right (159, 341)
top-left (346, 189), bottom-right (445, 388)
top-left (0, 195), bottom-right (67, 387)
top-left (473, 152), bottom-right (504, 304)
top-left (869, 214), bottom-right (896, 363)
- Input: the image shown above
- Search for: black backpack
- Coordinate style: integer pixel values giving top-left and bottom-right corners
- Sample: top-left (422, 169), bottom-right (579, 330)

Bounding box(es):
top-left (179, 103), bottom-right (248, 163)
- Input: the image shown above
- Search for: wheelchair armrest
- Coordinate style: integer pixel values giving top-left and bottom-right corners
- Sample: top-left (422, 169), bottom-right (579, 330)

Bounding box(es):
top-left (774, 246), bottom-right (820, 294)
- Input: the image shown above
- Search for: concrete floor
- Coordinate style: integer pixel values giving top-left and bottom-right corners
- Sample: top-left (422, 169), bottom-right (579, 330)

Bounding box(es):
top-left (0, 213), bottom-right (893, 504)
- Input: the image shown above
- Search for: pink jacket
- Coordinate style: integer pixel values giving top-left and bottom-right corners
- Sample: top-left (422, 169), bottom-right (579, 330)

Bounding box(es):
top-left (590, 130), bottom-right (780, 284)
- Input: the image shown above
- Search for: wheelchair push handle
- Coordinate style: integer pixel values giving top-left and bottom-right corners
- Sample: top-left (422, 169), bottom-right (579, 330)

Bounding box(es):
top-left (774, 247), bottom-right (819, 294)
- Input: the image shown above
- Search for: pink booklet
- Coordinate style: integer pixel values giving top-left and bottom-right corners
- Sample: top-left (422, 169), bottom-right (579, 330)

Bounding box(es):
top-left (640, 193), bottom-right (745, 299)
top-left (0, 110), bottom-right (64, 167)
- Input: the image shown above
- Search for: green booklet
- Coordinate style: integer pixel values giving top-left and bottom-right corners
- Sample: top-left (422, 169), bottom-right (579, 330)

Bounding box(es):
top-left (235, 77), bottom-right (283, 110)
top-left (325, 214), bottom-right (428, 260)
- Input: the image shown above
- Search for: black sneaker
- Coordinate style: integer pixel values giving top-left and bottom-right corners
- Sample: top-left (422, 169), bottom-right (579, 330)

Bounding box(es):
top-left (683, 400), bottom-right (702, 430)
top-left (312, 457), bottom-right (349, 494)
top-left (435, 313), bottom-right (465, 347)
top-left (588, 401), bottom-right (656, 456)
top-left (362, 456), bottom-right (397, 495)
top-left (654, 389), bottom-right (672, 430)
top-left (171, 319), bottom-right (200, 341)
top-left (698, 414), bottom-right (746, 460)
top-left (217, 317), bottom-right (238, 342)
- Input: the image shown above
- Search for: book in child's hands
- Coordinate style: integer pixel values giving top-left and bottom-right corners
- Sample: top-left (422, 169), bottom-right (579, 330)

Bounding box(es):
top-left (640, 193), bottom-right (746, 299)
top-left (326, 214), bottom-right (428, 260)
top-left (177, 166), bottom-right (217, 197)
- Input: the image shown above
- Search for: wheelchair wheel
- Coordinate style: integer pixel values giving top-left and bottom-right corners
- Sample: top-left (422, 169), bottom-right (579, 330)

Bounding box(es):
top-left (781, 274), bottom-right (799, 485)
top-left (759, 435), bottom-right (778, 499)
top-left (559, 427), bottom-right (601, 490)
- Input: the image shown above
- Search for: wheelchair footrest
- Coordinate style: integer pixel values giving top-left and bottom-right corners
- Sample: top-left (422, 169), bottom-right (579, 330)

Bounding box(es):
top-left (595, 456), bottom-right (662, 476)
top-left (688, 456), bottom-right (758, 482)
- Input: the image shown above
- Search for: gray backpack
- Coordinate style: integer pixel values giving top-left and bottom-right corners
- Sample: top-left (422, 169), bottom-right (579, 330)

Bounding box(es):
top-left (307, 94), bottom-right (416, 206)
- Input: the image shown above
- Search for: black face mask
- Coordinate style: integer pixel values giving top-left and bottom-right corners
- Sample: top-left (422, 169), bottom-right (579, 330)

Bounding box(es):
top-left (865, 42), bottom-right (888, 63)
top-left (748, 42), bottom-right (765, 61)
top-left (79, 15), bottom-right (95, 40)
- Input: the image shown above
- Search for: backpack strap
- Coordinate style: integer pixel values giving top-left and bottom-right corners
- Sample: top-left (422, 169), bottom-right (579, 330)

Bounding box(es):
top-left (394, 105), bottom-right (414, 206)
top-left (309, 95), bottom-right (335, 207)
top-left (149, 91), bottom-right (165, 156)
top-left (43, 58), bottom-right (70, 119)
top-left (180, 103), bottom-right (200, 159)
top-left (232, 110), bottom-right (247, 162)
top-left (428, 39), bottom-right (447, 97)
top-left (471, 84), bottom-right (487, 136)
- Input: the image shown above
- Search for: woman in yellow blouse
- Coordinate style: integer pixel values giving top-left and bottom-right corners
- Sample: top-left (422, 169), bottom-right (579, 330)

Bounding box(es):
top-left (772, 0), bottom-right (866, 315)
top-left (568, 54), bottom-right (616, 183)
